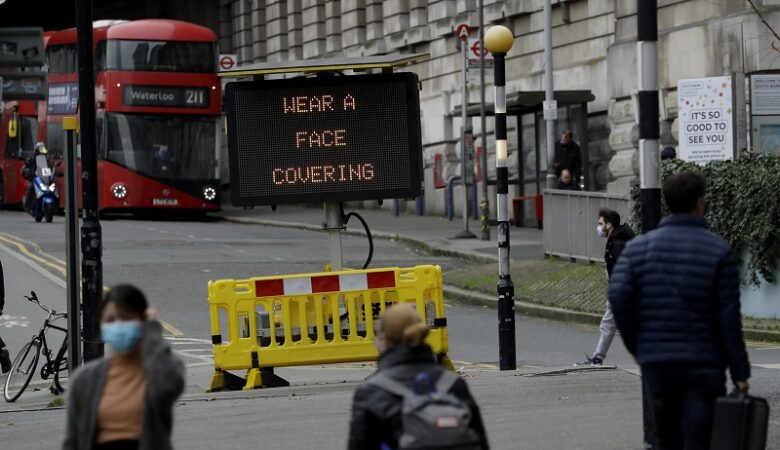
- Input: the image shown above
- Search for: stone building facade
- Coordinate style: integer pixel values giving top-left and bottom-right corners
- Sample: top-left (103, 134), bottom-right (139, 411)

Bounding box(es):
top-left (215, 0), bottom-right (780, 216)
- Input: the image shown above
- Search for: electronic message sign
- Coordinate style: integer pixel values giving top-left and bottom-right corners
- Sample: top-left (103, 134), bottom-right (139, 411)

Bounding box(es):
top-left (225, 73), bottom-right (423, 206)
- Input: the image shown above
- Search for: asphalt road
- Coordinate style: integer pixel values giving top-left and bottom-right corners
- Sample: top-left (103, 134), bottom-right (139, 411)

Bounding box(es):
top-left (1, 209), bottom-right (779, 448)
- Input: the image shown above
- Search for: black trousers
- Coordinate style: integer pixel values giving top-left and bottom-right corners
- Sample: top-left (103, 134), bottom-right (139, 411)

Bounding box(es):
top-left (642, 364), bottom-right (726, 450)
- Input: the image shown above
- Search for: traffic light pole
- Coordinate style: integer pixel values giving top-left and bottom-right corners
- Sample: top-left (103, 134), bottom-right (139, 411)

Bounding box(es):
top-left (76, 0), bottom-right (104, 361)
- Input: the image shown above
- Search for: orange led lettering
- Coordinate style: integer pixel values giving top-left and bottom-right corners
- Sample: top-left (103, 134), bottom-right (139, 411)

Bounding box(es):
top-left (311, 166), bottom-right (323, 182)
top-left (363, 164), bottom-right (374, 180)
top-left (295, 131), bottom-right (308, 148)
top-left (343, 94), bottom-right (356, 111)
top-left (324, 165), bottom-right (336, 182)
top-left (283, 97), bottom-right (296, 113)
top-left (273, 169), bottom-right (285, 185)
top-left (309, 131), bottom-right (322, 147)
top-left (310, 96), bottom-right (322, 112)
top-left (334, 129), bottom-right (346, 146)
top-left (295, 96), bottom-right (308, 112)
top-left (272, 164), bottom-right (376, 185)
top-left (322, 95), bottom-right (334, 111)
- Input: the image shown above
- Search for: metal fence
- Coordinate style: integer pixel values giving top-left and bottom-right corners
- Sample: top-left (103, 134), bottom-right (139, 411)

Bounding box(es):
top-left (543, 189), bottom-right (632, 263)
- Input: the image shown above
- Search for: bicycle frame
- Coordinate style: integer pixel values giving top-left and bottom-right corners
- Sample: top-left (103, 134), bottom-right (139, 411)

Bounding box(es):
top-left (24, 292), bottom-right (68, 378)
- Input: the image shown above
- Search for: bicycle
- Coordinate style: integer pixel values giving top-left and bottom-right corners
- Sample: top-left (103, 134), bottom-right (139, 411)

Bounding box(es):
top-left (3, 291), bottom-right (69, 402)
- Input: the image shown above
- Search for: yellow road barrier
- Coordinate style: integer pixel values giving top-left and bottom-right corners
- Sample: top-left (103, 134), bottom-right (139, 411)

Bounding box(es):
top-left (208, 265), bottom-right (452, 391)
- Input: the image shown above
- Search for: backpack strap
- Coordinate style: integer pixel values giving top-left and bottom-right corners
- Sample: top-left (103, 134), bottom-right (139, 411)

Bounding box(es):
top-left (368, 371), bottom-right (462, 398)
top-left (434, 370), bottom-right (461, 395)
top-left (367, 373), bottom-right (414, 399)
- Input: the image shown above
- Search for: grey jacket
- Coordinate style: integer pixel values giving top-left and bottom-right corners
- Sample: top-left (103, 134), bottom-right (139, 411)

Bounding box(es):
top-left (62, 320), bottom-right (185, 450)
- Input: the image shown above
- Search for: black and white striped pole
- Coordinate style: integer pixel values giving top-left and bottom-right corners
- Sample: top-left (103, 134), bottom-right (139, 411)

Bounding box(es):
top-left (485, 26), bottom-right (516, 371)
top-left (638, 1), bottom-right (660, 448)
top-left (638, 0), bottom-right (661, 231)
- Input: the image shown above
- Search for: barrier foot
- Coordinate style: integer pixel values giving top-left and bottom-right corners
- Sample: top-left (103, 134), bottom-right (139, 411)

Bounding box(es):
top-left (207, 369), bottom-right (246, 392)
top-left (438, 354), bottom-right (456, 372)
top-left (243, 367), bottom-right (290, 390)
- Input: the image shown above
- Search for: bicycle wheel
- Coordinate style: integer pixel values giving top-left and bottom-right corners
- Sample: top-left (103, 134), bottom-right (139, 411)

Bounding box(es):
top-left (52, 338), bottom-right (68, 394)
top-left (4, 340), bottom-right (41, 402)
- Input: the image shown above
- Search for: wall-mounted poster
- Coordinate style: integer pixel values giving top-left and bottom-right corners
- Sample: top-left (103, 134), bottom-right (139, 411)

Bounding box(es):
top-left (677, 75), bottom-right (745, 163)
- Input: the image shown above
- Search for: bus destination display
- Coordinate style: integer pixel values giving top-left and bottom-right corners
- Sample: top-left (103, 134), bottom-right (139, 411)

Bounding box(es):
top-left (225, 73), bottom-right (422, 206)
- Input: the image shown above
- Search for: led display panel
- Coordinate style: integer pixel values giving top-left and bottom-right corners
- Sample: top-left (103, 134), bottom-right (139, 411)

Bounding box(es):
top-left (225, 72), bottom-right (423, 206)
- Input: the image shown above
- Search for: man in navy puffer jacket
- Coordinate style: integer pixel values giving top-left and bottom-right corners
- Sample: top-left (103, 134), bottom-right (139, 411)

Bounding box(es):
top-left (609, 172), bottom-right (750, 450)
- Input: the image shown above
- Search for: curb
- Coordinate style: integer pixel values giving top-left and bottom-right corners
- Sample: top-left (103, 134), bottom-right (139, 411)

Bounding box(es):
top-left (443, 285), bottom-right (603, 326)
top-left (444, 285), bottom-right (780, 344)
top-left (218, 215), bottom-right (496, 264)
top-left (219, 214), bottom-right (780, 344)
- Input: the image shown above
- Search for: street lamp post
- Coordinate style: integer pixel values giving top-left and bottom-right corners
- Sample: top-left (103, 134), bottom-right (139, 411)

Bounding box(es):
top-left (485, 25), bottom-right (516, 371)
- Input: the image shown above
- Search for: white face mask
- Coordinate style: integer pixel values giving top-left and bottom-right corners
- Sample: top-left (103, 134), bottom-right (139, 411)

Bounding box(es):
top-left (597, 225), bottom-right (607, 238)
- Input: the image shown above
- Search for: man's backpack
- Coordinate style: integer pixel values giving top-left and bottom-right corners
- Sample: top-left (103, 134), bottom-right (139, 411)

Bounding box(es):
top-left (367, 371), bottom-right (482, 450)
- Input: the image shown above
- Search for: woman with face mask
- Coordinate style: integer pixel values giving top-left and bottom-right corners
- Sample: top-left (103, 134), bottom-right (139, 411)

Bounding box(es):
top-left (63, 285), bottom-right (185, 450)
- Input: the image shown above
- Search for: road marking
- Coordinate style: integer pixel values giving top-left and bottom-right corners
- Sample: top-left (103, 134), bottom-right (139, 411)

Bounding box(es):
top-left (0, 233), bottom-right (67, 277)
top-left (0, 231), bottom-right (184, 338)
top-left (752, 363), bottom-right (780, 370)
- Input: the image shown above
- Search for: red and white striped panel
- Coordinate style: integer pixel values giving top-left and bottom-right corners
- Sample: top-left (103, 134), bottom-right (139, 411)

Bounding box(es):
top-left (255, 271), bottom-right (396, 297)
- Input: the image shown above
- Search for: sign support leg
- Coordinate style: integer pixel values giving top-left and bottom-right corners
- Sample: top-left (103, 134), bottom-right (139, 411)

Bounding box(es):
top-left (324, 202), bottom-right (344, 271)
top-left (64, 118), bottom-right (81, 372)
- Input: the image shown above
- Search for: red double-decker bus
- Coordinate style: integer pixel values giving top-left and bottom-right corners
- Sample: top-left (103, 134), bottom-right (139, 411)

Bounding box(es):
top-left (43, 19), bottom-right (222, 213)
top-left (0, 100), bottom-right (42, 208)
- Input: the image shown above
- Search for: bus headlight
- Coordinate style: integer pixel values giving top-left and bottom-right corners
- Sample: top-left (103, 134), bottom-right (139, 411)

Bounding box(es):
top-left (111, 183), bottom-right (128, 200)
top-left (202, 186), bottom-right (217, 201)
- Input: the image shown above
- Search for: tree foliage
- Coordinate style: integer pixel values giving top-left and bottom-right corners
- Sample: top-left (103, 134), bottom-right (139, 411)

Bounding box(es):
top-left (630, 152), bottom-right (780, 286)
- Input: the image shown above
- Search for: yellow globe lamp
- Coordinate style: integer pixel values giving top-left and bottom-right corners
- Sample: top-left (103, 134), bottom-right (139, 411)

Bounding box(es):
top-left (484, 25), bottom-right (514, 54)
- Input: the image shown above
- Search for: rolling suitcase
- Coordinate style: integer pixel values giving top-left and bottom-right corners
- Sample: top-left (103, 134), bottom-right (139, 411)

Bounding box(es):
top-left (710, 391), bottom-right (770, 450)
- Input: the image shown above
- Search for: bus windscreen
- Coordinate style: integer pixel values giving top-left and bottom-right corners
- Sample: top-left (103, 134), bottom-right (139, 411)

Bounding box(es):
top-left (107, 40), bottom-right (215, 73)
top-left (105, 113), bottom-right (216, 181)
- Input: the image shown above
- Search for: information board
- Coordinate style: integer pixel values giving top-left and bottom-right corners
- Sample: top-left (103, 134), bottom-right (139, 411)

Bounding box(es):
top-left (677, 76), bottom-right (744, 163)
top-left (750, 74), bottom-right (780, 116)
top-left (225, 73), bottom-right (423, 206)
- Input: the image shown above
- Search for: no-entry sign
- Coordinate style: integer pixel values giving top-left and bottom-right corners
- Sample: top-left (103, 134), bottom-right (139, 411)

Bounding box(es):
top-left (225, 73), bottom-right (423, 206)
top-left (219, 54), bottom-right (237, 71)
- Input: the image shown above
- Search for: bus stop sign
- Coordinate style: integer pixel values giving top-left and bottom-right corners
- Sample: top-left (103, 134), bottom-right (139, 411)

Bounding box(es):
top-left (225, 72), bottom-right (423, 206)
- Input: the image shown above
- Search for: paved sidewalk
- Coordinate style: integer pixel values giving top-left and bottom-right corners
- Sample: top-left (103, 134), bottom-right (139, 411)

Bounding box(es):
top-left (217, 204), bottom-right (544, 263)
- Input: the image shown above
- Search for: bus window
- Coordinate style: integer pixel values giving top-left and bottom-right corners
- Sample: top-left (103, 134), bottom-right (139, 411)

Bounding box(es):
top-left (45, 122), bottom-right (64, 159)
top-left (6, 117), bottom-right (38, 159)
top-left (106, 40), bottom-right (215, 73)
top-left (106, 113), bottom-right (216, 180)
top-left (95, 40), bottom-right (107, 71)
top-left (46, 44), bottom-right (78, 73)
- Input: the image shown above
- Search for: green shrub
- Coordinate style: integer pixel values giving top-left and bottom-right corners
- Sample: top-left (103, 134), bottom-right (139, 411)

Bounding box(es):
top-left (630, 151), bottom-right (780, 286)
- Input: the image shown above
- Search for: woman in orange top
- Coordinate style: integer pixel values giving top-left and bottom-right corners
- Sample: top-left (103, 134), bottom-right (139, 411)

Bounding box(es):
top-left (63, 285), bottom-right (185, 450)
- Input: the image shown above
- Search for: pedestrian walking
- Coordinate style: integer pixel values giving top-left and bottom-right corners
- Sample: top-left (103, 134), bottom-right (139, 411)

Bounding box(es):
top-left (347, 303), bottom-right (489, 450)
top-left (63, 285), bottom-right (185, 450)
top-left (0, 258), bottom-right (11, 373)
top-left (609, 172), bottom-right (751, 450)
top-left (553, 130), bottom-right (582, 186)
top-left (575, 208), bottom-right (634, 366)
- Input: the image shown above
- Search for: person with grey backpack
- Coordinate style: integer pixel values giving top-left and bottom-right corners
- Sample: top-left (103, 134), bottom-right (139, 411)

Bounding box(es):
top-left (348, 303), bottom-right (488, 450)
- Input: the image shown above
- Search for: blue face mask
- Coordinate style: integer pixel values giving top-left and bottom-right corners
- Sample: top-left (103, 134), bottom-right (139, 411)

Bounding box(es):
top-left (101, 321), bottom-right (143, 354)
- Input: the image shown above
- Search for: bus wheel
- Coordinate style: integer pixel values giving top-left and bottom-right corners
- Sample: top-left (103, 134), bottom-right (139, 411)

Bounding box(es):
top-left (0, 175), bottom-right (4, 210)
